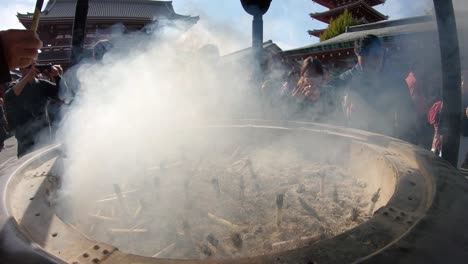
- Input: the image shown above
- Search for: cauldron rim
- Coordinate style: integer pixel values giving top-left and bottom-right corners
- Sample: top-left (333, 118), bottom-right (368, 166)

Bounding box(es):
top-left (2, 120), bottom-right (468, 263)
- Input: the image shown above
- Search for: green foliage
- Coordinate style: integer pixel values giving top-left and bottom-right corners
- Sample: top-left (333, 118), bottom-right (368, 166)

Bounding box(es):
top-left (320, 9), bottom-right (357, 42)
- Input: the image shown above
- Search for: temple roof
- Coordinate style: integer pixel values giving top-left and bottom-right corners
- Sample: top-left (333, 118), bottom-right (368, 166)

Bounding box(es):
top-left (310, 0), bottom-right (387, 24)
top-left (284, 16), bottom-right (435, 58)
top-left (308, 29), bottom-right (326, 37)
top-left (222, 40), bottom-right (283, 63)
top-left (17, 0), bottom-right (199, 24)
top-left (312, 0), bottom-right (385, 9)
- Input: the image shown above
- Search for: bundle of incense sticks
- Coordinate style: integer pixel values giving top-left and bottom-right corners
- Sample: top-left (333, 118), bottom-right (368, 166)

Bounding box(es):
top-left (31, 0), bottom-right (44, 32)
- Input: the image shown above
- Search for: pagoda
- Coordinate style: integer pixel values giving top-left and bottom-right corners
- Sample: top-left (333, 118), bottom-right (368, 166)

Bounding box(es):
top-left (17, 0), bottom-right (199, 66)
top-left (308, 0), bottom-right (387, 38)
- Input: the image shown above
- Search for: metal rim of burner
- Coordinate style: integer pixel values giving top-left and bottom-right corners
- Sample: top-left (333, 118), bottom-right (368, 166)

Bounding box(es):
top-left (1, 120), bottom-right (467, 263)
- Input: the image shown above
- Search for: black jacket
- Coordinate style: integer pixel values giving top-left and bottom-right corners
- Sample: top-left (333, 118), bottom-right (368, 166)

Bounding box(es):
top-left (0, 37), bottom-right (11, 84)
top-left (332, 64), bottom-right (417, 142)
top-left (4, 78), bottom-right (60, 130)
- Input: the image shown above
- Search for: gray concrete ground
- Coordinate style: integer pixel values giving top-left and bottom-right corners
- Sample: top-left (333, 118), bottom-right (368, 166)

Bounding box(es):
top-left (0, 137), bottom-right (17, 170)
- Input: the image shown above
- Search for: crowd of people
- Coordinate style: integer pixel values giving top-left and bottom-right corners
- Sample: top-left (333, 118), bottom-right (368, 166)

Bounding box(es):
top-left (1, 28), bottom-right (468, 166)
top-left (261, 34), bottom-right (468, 168)
top-left (0, 28), bottom-right (118, 158)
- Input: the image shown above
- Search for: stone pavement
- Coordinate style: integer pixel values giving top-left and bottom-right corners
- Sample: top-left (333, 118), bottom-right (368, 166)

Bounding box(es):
top-left (0, 137), bottom-right (17, 171)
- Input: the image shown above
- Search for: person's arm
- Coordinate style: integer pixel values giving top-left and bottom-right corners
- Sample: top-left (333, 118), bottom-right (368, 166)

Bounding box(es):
top-left (11, 67), bottom-right (37, 96)
top-left (327, 65), bottom-right (360, 88)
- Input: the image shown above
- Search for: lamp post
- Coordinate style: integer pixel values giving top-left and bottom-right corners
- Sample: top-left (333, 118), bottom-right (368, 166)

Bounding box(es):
top-left (433, 0), bottom-right (461, 167)
top-left (240, 0), bottom-right (272, 74)
top-left (70, 0), bottom-right (89, 66)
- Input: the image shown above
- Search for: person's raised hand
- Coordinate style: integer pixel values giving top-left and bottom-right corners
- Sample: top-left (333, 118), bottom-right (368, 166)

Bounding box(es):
top-left (0, 30), bottom-right (43, 69)
top-left (24, 65), bottom-right (39, 83)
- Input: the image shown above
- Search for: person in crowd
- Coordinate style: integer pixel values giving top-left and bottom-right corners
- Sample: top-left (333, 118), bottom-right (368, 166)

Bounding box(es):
top-left (330, 34), bottom-right (417, 142)
top-left (292, 57), bottom-right (324, 103)
top-left (281, 70), bottom-right (300, 97)
top-left (46, 65), bottom-right (65, 136)
top-left (260, 77), bottom-right (284, 119)
top-left (93, 40), bottom-right (114, 61)
top-left (0, 97), bottom-right (8, 151)
top-left (277, 70), bottom-right (300, 118)
top-left (428, 100), bottom-right (443, 157)
top-left (406, 70), bottom-right (430, 118)
top-left (405, 69), bottom-right (434, 148)
top-left (0, 30), bottom-right (42, 83)
top-left (289, 57), bottom-right (325, 120)
top-left (38, 65), bottom-right (62, 83)
top-left (458, 72), bottom-right (468, 168)
top-left (0, 83), bottom-right (9, 151)
top-left (4, 63), bottom-right (61, 157)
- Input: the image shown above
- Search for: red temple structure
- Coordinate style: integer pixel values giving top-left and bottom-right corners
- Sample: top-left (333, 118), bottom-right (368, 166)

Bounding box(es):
top-left (17, 0), bottom-right (199, 66)
top-left (283, 15), bottom-right (444, 73)
top-left (308, 0), bottom-right (387, 38)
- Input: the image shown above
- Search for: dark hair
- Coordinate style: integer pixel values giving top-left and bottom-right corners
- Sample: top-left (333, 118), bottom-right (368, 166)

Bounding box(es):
top-left (354, 34), bottom-right (383, 56)
top-left (93, 40), bottom-right (114, 60)
top-left (300, 57), bottom-right (324, 77)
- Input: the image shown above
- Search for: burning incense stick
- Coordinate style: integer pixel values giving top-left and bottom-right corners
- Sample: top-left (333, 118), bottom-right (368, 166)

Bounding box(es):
top-left (271, 234), bottom-right (322, 251)
top-left (231, 232), bottom-right (243, 250)
top-left (276, 194), bottom-right (284, 227)
top-left (211, 177), bottom-right (221, 197)
top-left (298, 197), bottom-right (322, 221)
top-left (109, 229), bottom-right (148, 233)
top-left (245, 158), bottom-right (260, 191)
top-left (333, 184), bottom-right (339, 203)
top-left (239, 174), bottom-right (245, 206)
top-left (368, 188), bottom-right (381, 216)
top-left (319, 173), bottom-right (325, 196)
top-left (207, 213), bottom-right (240, 230)
top-left (152, 243), bottom-right (176, 258)
top-left (88, 214), bottom-right (118, 222)
top-left (30, 0), bottom-right (44, 32)
top-left (113, 184), bottom-right (130, 224)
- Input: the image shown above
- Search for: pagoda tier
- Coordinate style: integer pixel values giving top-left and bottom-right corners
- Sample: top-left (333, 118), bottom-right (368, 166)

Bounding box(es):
top-left (312, 0), bottom-right (385, 9)
top-left (308, 29), bottom-right (325, 38)
top-left (310, 0), bottom-right (387, 24)
top-left (17, 0), bottom-right (199, 66)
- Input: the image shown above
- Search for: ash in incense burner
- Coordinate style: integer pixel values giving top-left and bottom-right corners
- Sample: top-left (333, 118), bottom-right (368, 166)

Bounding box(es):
top-left (57, 141), bottom-right (374, 260)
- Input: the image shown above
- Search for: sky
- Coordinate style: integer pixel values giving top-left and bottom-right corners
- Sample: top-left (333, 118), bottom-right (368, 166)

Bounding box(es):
top-left (0, 0), bottom-right (432, 52)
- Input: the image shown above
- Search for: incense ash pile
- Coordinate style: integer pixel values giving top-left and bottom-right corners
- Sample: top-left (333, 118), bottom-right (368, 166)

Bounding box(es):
top-left (59, 147), bottom-right (375, 260)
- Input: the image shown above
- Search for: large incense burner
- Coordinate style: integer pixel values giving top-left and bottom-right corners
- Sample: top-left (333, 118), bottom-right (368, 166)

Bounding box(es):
top-left (1, 120), bottom-right (467, 264)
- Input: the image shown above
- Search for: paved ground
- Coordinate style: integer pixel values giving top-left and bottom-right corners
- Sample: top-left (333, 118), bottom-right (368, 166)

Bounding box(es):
top-left (0, 137), bottom-right (17, 171)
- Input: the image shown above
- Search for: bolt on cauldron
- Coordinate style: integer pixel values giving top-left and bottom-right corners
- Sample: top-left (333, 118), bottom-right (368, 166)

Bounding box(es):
top-left (2, 120), bottom-right (468, 264)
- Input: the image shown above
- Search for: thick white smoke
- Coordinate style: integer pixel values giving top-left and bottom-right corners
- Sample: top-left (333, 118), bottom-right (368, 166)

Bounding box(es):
top-left (56, 21), bottom-right (258, 209)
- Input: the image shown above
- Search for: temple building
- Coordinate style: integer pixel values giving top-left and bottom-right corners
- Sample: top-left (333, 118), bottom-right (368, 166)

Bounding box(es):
top-left (282, 15), bottom-right (458, 77)
top-left (308, 0), bottom-right (387, 38)
top-left (17, 0), bottom-right (199, 66)
top-left (285, 16), bottom-right (436, 67)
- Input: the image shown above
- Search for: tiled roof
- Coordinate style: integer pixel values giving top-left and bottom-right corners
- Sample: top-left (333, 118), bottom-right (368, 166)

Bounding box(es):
top-left (222, 40), bottom-right (282, 63)
top-left (310, 0), bottom-right (387, 24)
top-left (283, 16), bottom-right (436, 57)
top-left (308, 29), bottom-right (325, 37)
top-left (312, 0), bottom-right (385, 9)
top-left (18, 0), bottom-right (198, 21)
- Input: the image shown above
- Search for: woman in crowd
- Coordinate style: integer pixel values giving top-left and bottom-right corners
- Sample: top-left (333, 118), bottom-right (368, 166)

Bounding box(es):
top-left (293, 57), bottom-right (324, 103)
top-left (290, 57), bottom-right (325, 120)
